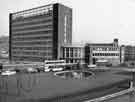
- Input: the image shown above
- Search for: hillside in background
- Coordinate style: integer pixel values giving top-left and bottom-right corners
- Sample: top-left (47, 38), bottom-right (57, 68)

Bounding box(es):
top-left (0, 36), bottom-right (9, 51)
top-left (0, 36), bottom-right (9, 59)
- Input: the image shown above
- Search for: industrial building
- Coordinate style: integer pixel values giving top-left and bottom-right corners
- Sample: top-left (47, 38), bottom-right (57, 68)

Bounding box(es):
top-left (9, 3), bottom-right (72, 62)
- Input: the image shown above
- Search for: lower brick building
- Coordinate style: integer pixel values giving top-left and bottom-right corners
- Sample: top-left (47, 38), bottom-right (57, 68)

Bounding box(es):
top-left (61, 39), bottom-right (121, 66)
top-left (84, 39), bottom-right (120, 66)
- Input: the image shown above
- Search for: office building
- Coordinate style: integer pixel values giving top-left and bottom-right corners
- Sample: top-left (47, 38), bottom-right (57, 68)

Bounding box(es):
top-left (9, 3), bottom-right (72, 62)
top-left (120, 45), bottom-right (125, 63)
top-left (61, 43), bottom-right (85, 63)
top-left (85, 39), bottom-right (120, 66)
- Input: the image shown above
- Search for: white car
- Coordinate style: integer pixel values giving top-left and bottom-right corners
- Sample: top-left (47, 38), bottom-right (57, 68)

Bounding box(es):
top-left (44, 67), bottom-right (63, 72)
top-left (44, 68), bottom-right (51, 72)
top-left (88, 64), bottom-right (97, 68)
top-left (1, 70), bottom-right (16, 76)
top-left (52, 67), bottom-right (63, 72)
top-left (26, 68), bottom-right (37, 73)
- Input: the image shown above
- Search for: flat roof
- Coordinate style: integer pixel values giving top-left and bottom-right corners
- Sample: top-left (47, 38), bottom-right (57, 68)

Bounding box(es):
top-left (0, 70), bottom-right (132, 102)
top-left (87, 43), bottom-right (114, 47)
top-left (11, 3), bottom-right (72, 15)
top-left (62, 43), bottom-right (85, 48)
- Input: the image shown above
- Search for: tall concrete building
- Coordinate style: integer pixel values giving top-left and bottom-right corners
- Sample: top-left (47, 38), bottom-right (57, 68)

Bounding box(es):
top-left (9, 3), bottom-right (72, 62)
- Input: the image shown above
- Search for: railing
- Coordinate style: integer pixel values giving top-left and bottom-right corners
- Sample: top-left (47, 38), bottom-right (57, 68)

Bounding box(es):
top-left (84, 86), bottom-right (135, 102)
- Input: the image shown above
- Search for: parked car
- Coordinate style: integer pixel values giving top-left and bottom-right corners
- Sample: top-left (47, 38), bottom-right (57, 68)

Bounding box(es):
top-left (24, 67), bottom-right (38, 73)
top-left (44, 67), bottom-right (63, 72)
top-left (88, 64), bottom-right (97, 68)
top-left (44, 68), bottom-right (51, 72)
top-left (52, 67), bottom-right (63, 72)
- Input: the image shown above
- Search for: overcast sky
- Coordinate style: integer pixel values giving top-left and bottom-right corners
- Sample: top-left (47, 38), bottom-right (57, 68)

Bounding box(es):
top-left (1, 0), bottom-right (135, 45)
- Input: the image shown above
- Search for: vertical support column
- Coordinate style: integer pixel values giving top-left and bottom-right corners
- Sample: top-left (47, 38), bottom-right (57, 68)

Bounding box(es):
top-left (53, 4), bottom-right (58, 59)
top-left (73, 48), bottom-right (75, 63)
top-left (64, 48), bottom-right (66, 58)
top-left (132, 72), bottom-right (135, 87)
top-left (9, 14), bottom-right (12, 62)
top-left (69, 48), bottom-right (70, 59)
top-left (78, 48), bottom-right (80, 63)
top-left (90, 47), bottom-right (93, 65)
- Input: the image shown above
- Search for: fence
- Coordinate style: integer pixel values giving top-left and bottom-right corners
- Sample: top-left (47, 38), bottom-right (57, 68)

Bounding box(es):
top-left (84, 68), bottom-right (135, 102)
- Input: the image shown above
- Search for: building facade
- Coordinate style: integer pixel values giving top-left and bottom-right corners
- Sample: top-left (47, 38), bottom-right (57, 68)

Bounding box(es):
top-left (61, 44), bottom-right (85, 64)
top-left (120, 45), bottom-right (125, 63)
top-left (9, 3), bottom-right (72, 62)
top-left (121, 45), bottom-right (135, 62)
top-left (85, 39), bottom-right (120, 66)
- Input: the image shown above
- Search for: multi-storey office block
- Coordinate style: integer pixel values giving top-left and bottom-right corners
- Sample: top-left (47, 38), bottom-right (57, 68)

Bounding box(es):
top-left (9, 3), bottom-right (72, 62)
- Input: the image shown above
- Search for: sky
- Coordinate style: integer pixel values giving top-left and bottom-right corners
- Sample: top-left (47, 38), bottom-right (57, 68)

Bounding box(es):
top-left (1, 0), bottom-right (135, 45)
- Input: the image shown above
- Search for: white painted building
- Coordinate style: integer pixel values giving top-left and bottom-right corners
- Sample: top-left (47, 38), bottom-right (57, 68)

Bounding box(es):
top-left (61, 43), bottom-right (85, 64)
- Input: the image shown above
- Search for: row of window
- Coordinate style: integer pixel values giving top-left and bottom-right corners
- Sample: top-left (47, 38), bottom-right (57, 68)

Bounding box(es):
top-left (93, 53), bottom-right (119, 56)
top-left (12, 25), bottom-right (52, 32)
top-left (92, 47), bottom-right (119, 51)
top-left (64, 52), bottom-right (81, 58)
top-left (12, 56), bottom-right (52, 62)
top-left (63, 48), bottom-right (83, 58)
top-left (12, 27), bottom-right (52, 34)
top-left (12, 41), bottom-right (53, 45)
top-left (12, 11), bottom-right (53, 23)
top-left (125, 53), bottom-right (135, 55)
top-left (12, 30), bottom-right (52, 36)
top-left (125, 51), bottom-right (135, 54)
top-left (12, 51), bottom-right (53, 56)
top-left (66, 59), bottom-right (81, 63)
top-left (12, 47), bottom-right (52, 50)
top-left (12, 21), bottom-right (52, 30)
top-left (12, 18), bottom-right (52, 27)
top-left (12, 36), bottom-right (52, 41)
top-left (12, 44), bottom-right (49, 48)
top-left (125, 55), bottom-right (135, 58)
top-left (64, 48), bottom-right (82, 53)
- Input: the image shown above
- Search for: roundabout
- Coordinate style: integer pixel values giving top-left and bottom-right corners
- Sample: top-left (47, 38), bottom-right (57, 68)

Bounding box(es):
top-left (54, 70), bottom-right (94, 79)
